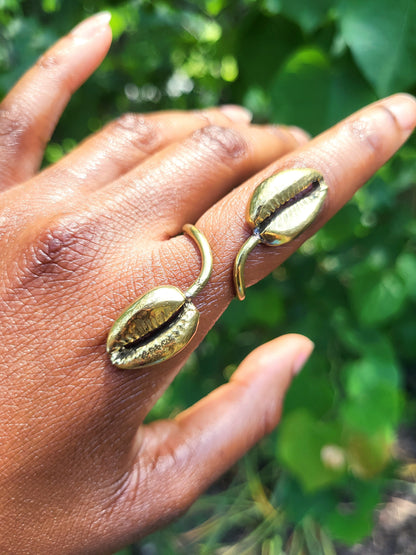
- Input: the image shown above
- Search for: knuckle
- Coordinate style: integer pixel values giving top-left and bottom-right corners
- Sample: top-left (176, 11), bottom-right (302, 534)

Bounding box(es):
top-left (0, 104), bottom-right (28, 152)
top-left (347, 112), bottom-right (386, 156)
top-left (15, 213), bottom-right (101, 290)
top-left (112, 113), bottom-right (161, 153)
top-left (192, 125), bottom-right (248, 164)
top-left (33, 48), bottom-right (75, 93)
top-left (35, 52), bottom-right (60, 71)
top-left (192, 109), bottom-right (215, 126)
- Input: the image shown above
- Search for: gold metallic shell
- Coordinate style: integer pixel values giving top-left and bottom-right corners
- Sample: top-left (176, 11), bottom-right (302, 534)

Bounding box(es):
top-left (234, 168), bottom-right (328, 300)
top-left (107, 286), bottom-right (199, 369)
top-left (248, 168), bottom-right (327, 245)
top-left (107, 224), bottom-right (213, 370)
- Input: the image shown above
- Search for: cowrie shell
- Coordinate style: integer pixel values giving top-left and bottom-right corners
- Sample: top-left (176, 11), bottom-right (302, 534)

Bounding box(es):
top-left (107, 224), bottom-right (212, 370)
top-left (107, 286), bottom-right (199, 369)
top-left (234, 168), bottom-right (328, 300)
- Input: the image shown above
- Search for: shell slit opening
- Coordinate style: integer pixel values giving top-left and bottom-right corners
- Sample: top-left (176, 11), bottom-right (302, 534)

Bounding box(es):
top-left (116, 303), bottom-right (188, 354)
top-left (256, 180), bottom-right (321, 235)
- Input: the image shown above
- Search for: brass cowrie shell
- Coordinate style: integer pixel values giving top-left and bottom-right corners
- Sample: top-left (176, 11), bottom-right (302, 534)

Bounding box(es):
top-left (107, 286), bottom-right (199, 369)
top-left (234, 168), bottom-right (328, 300)
top-left (107, 225), bottom-right (212, 369)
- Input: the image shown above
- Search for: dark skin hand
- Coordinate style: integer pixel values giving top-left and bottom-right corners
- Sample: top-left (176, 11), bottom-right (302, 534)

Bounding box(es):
top-left (1, 12), bottom-right (415, 554)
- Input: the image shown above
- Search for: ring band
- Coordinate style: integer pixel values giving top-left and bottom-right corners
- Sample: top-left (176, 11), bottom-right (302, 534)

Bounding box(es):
top-left (107, 224), bottom-right (213, 370)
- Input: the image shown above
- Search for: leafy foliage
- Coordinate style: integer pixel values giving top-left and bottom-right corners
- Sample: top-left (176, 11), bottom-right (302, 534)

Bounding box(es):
top-left (1, 0), bottom-right (416, 552)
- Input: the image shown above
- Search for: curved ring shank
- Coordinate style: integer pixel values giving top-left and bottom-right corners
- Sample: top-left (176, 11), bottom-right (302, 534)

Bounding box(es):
top-left (183, 224), bottom-right (213, 299)
top-left (233, 235), bottom-right (261, 301)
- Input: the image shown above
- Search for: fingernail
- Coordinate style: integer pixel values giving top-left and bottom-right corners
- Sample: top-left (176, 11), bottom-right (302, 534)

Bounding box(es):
top-left (382, 93), bottom-right (416, 132)
top-left (71, 11), bottom-right (112, 41)
top-left (220, 104), bottom-right (253, 124)
top-left (289, 125), bottom-right (311, 144)
top-left (266, 124), bottom-right (311, 145)
top-left (293, 340), bottom-right (314, 375)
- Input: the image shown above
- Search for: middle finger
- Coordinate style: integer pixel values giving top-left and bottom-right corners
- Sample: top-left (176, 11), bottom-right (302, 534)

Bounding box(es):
top-left (93, 122), bottom-right (307, 238)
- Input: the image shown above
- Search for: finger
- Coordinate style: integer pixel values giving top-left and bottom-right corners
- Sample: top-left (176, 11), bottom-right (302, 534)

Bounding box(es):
top-left (107, 335), bottom-right (313, 543)
top-left (0, 12), bottom-right (112, 191)
top-left (35, 105), bottom-right (257, 195)
top-left (94, 122), bottom-right (309, 238)
top-left (163, 93), bottom-right (416, 321)
top-left (68, 94), bottom-right (414, 427)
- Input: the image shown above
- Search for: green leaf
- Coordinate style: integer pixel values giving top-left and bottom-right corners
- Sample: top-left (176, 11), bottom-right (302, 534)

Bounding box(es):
top-left (276, 473), bottom-right (339, 524)
top-left (343, 354), bottom-right (400, 397)
top-left (236, 13), bottom-right (302, 93)
top-left (324, 481), bottom-right (381, 544)
top-left (0, 0), bottom-right (20, 10)
top-left (42, 0), bottom-right (60, 13)
top-left (353, 175), bottom-right (393, 215)
top-left (278, 410), bottom-right (345, 492)
top-left (337, 0), bottom-right (416, 96)
top-left (396, 252), bottom-right (416, 301)
top-left (345, 426), bottom-right (395, 478)
top-left (314, 203), bottom-right (362, 250)
top-left (349, 267), bottom-right (407, 326)
top-left (391, 309), bottom-right (416, 360)
top-left (244, 285), bottom-right (285, 327)
top-left (272, 0), bottom-right (333, 33)
top-left (332, 310), bottom-right (395, 358)
top-left (205, 0), bottom-right (225, 16)
top-left (341, 386), bottom-right (401, 435)
top-left (270, 48), bottom-right (375, 135)
top-left (283, 354), bottom-right (334, 418)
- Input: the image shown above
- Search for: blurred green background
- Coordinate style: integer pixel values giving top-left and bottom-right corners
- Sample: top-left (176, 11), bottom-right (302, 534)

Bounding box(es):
top-left (1, 0), bottom-right (416, 553)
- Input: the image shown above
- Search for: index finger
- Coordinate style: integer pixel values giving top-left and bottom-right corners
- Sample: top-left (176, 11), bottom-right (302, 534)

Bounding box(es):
top-left (0, 12), bottom-right (112, 191)
top-left (167, 93), bottom-right (416, 327)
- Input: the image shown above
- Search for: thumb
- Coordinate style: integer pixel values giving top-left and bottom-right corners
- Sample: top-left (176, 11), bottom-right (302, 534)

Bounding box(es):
top-left (171, 333), bottom-right (314, 477)
top-left (135, 334), bottom-right (314, 525)
top-left (102, 334), bottom-right (314, 547)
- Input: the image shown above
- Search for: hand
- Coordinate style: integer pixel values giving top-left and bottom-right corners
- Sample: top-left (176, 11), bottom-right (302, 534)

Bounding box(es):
top-left (1, 12), bottom-right (415, 554)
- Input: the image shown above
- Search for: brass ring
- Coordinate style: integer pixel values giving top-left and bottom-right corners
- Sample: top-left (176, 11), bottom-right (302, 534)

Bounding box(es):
top-left (233, 168), bottom-right (328, 300)
top-left (107, 224), bottom-right (212, 369)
